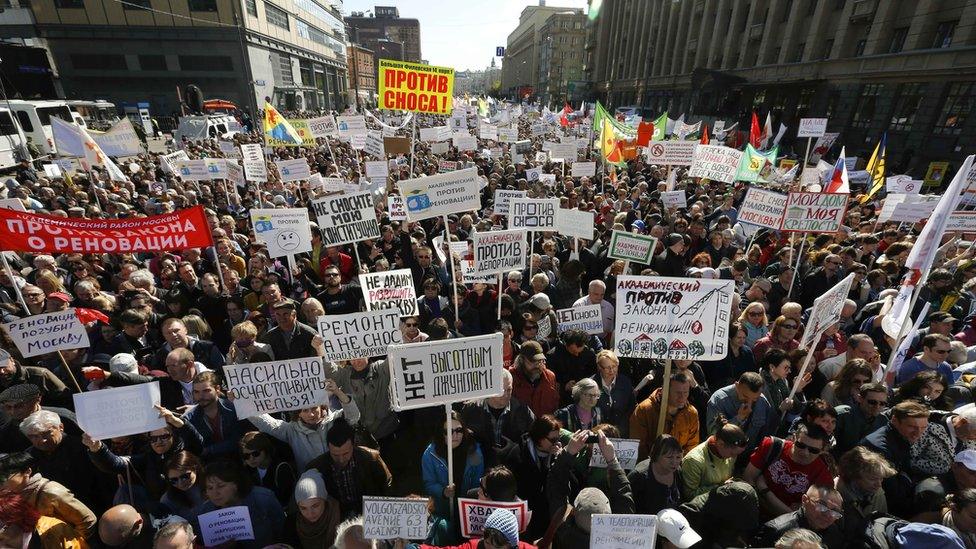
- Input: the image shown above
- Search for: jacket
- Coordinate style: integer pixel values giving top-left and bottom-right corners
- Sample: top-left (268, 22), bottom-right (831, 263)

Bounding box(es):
top-left (258, 321), bottom-right (319, 360)
top-left (183, 398), bottom-right (252, 459)
top-left (0, 363), bottom-right (71, 408)
top-left (21, 474), bottom-right (97, 539)
top-left (306, 446), bottom-right (393, 516)
top-left (753, 509), bottom-right (845, 549)
top-left (706, 384), bottom-right (771, 452)
top-left (593, 372), bottom-right (635, 436)
top-left (630, 388), bottom-right (700, 459)
top-left (860, 422), bottom-right (916, 518)
top-left (460, 398), bottom-right (535, 452)
top-left (834, 404), bottom-right (887, 454)
top-left (509, 363), bottom-right (560, 417)
top-left (554, 403), bottom-right (602, 432)
top-left (149, 338), bottom-right (225, 374)
top-left (422, 442), bottom-right (485, 519)
top-left (249, 398), bottom-right (360, 470)
top-left (27, 516), bottom-right (87, 549)
top-left (681, 438), bottom-right (734, 499)
top-left (331, 360), bottom-right (399, 441)
top-left (498, 434), bottom-right (553, 539)
top-left (30, 435), bottom-right (116, 516)
top-left (547, 448), bottom-right (634, 548)
top-left (191, 486), bottom-right (285, 549)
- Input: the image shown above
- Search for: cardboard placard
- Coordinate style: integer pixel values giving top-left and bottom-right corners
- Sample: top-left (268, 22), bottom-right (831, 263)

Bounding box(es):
top-left (397, 168), bottom-right (482, 221)
top-left (3, 309), bottom-right (90, 357)
top-left (688, 145), bottom-right (742, 183)
top-left (780, 192), bottom-right (849, 233)
top-left (276, 158), bottom-right (312, 182)
top-left (223, 358), bottom-right (328, 419)
top-left (312, 191), bottom-right (380, 246)
top-left (661, 190), bottom-right (687, 208)
top-left (388, 195), bottom-right (406, 220)
top-left (556, 304), bottom-right (603, 335)
top-left (198, 506), bottom-right (254, 547)
top-left (73, 382), bottom-right (166, 440)
top-left (554, 208), bottom-right (595, 240)
top-left (644, 140), bottom-right (698, 166)
top-left (738, 188), bottom-right (788, 229)
top-left (317, 310), bottom-right (403, 362)
top-left (571, 161), bottom-right (597, 177)
top-left (509, 198), bottom-right (558, 230)
top-left (588, 438), bottom-right (641, 469)
top-left (360, 269), bottom-right (418, 317)
top-left (363, 496), bottom-right (430, 540)
top-left (472, 229), bottom-right (527, 276)
top-left (493, 189), bottom-right (527, 216)
top-left (608, 231), bottom-right (658, 263)
top-left (378, 59), bottom-right (455, 114)
top-left (797, 118), bottom-right (828, 138)
top-left (458, 498), bottom-right (530, 538)
top-left (589, 514), bottom-right (657, 549)
top-left (250, 208), bottom-right (313, 258)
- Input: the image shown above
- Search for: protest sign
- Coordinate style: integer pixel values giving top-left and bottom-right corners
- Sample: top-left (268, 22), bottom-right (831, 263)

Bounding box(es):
top-left (204, 158), bottom-right (227, 180)
top-left (615, 276), bottom-right (734, 360)
top-left (525, 167), bottom-right (542, 182)
top-left (74, 382), bottom-right (165, 440)
top-left (360, 269), bottom-right (418, 317)
top-left (173, 159), bottom-right (209, 182)
top-left (539, 173), bottom-right (556, 187)
top-left (886, 175), bottom-right (922, 194)
top-left (0, 205), bottom-right (211, 254)
top-left (0, 198), bottom-right (25, 211)
top-left (267, 119), bottom-right (316, 147)
top-left (383, 136), bottom-right (411, 155)
top-left (608, 231), bottom-right (658, 263)
top-left (549, 142), bottom-right (577, 162)
top-left (387, 333), bottom-right (503, 410)
top-left (589, 514), bottom-right (657, 549)
top-left (249, 208), bottom-right (313, 258)
top-left (801, 273), bottom-right (856, 349)
top-left (738, 188), bottom-right (788, 229)
top-left (365, 134), bottom-right (386, 159)
top-left (472, 229), bottom-right (526, 276)
top-left (3, 309), bottom-right (90, 357)
top-left (644, 140), bottom-right (698, 166)
top-left (91, 118), bottom-right (143, 157)
top-left (497, 127), bottom-right (517, 143)
top-left (276, 158), bottom-right (312, 182)
top-left (797, 118), bottom-right (828, 138)
top-left (589, 438), bottom-right (640, 470)
top-left (479, 125), bottom-right (498, 140)
top-left (454, 136), bottom-right (477, 151)
top-left (780, 192), bottom-right (849, 233)
top-left (571, 161), bottom-right (596, 177)
top-left (554, 208), bottom-right (595, 240)
top-left (240, 144), bottom-right (267, 182)
top-left (321, 177), bottom-right (349, 194)
top-left (218, 141), bottom-right (240, 158)
top-left (307, 115), bottom-right (338, 138)
top-left (509, 198), bottom-right (558, 230)
top-left (363, 497), bottom-right (430, 541)
top-left (160, 150), bottom-right (189, 174)
top-left (317, 310), bottom-right (402, 362)
top-left (438, 160), bottom-right (457, 173)
top-left (889, 200), bottom-right (938, 223)
top-left (312, 191), bottom-right (380, 246)
top-left (661, 190), bottom-right (687, 209)
top-left (876, 194), bottom-right (939, 224)
top-left (556, 305), bottom-right (603, 335)
top-left (224, 161), bottom-right (244, 188)
top-left (42, 164), bottom-right (62, 179)
top-left (809, 133), bottom-right (839, 164)
top-left (458, 498), bottom-right (530, 538)
top-left (378, 59), bottom-right (455, 114)
top-left (337, 115), bottom-right (367, 140)
top-left (461, 260), bottom-right (495, 284)
top-left (198, 506), bottom-right (254, 547)
top-left (397, 168), bottom-right (481, 221)
top-left (924, 161), bottom-right (950, 188)
top-left (948, 212), bottom-right (976, 232)
top-left (388, 195), bottom-right (406, 220)
top-left (366, 160), bottom-right (389, 180)
top-left (688, 145), bottom-right (742, 183)
top-left (223, 358), bottom-right (327, 419)
top-left (419, 126), bottom-right (449, 141)
top-left (492, 189), bottom-right (527, 216)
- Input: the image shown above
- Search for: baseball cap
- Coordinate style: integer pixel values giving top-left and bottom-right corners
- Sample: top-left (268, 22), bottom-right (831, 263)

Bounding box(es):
top-left (895, 523), bottom-right (965, 549)
top-left (930, 311), bottom-right (957, 323)
top-left (519, 341), bottom-right (546, 362)
top-left (664, 233), bottom-right (683, 247)
top-left (955, 449), bottom-right (976, 471)
top-left (529, 293), bottom-right (551, 311)
top-left (657, 508), bottom-right (702, 549)
top-left (573, 487), bottom-right (610, 532)
top-left (47, 292), bottom-right (71, 303)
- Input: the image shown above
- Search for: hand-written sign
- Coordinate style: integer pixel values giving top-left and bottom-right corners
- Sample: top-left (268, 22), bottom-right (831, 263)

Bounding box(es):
top-left (387, 333), bottom-right (503, 410)
top-left (588, 438), bottom-right (640, 469)
top-left (74, 382), bottom-right (166, 440)
top-left (4, 309), bottom-right (90, 357)
top-left (797, 118), bottom-right (828, 139)
top-left (661, 190), bottom-right (687, 209)
top-left (571, 161), bottom-right (597, 177)
top-left (492, 189), bottom-right (526, 217)
top-left (312, 191), bottom-right (380, 247)
top-left (739, 188), bottom-right (788, 229)
top-left (589, 514), bottom-right (657, 549)
top-left (556, 304), bottom-right (603, 335)
top-left (688, 145), bottom-right (743, 183)
top-left (360, 269), bottom-right (418, 317)
top-left (947, 212), bottom-right (976, 232)
top-left (509, 198), bottom-right (558, 230)
top-left (388, 195), bottom-right (406, 220)
top-left (801, 273), bottom-right (856, 350)
top-left (472, 229), bottom-right (527, 276)
top-left (780, 192), bottom-right (849, 233)
top-left (608, 231), bottom-right (658, 263)
top-left (458, 498), bottom-right (530, 538)
top-left (223, 358), bottom-right (328, 419)
top-left (554, 208), bottom-right (595, 241)
top-left (615, 276), bottom-right (734, 361)
top-left (198, 506), bottom-right (255, 547)
top-left (363, 497), bottom-right (430, 540)
top-left (317, 310), bottom-right (402, 362)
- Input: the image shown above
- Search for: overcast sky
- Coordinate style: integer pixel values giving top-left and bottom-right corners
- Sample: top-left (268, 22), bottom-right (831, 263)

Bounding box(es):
top-left (340, 0), bottom-right (590, 71)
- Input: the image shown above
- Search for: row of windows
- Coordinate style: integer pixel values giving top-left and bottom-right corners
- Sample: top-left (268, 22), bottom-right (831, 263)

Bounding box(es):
top-left (57, 0), bottom-right (214, 12)
top-left (265, 2), bottom-right (289, 29)
top-left (69, 54), bottom-right (232, 71)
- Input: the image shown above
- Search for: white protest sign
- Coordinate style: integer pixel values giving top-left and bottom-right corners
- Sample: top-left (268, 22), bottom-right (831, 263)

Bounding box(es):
top-left (615, 276), bottom-right (734, 360)
top-left (160, 150), bottom-right (189, 174)
top-left (661, 190), bottom-right (687, 209)
top-left (317, 310), bottom-right (402, 362)
top-left (590, 514), bottom-right (657, 549)
top-left (3, 309), bottom-right (90, 357)
top-left (947, 212), bottom-right (976, 232)
top-left (337, 115), bottom-right (367, 140)
top-left (321, 177), bottom-right (348, 194)
top-left (556, 305), bottom-right (603, 335)
top-left (886, 175), bottom-right (922, 195)
top-left (472, 229), bottom-right (527, 276)
top-left (461, 260), bottom-right (495, 284)
top-left (312, 191), bottom-right (380, 246)
top-left (780, 192), bottom-right (849, 233)
top-left (688, 145), bottom-right (742, 183)
top-left (366, 160), bottom-right (389, 180)
top-left (419, 126), bottom-right (449, 142)
top-left (801, 273), bottom-right (856, 349)
top-left (249, 208), bottom-right (313, 258)
top-left (203, 158), bottom-right (227, 180)
top-left (42, 164), bottom-right (62, 179)
top-left (397, 168), bottom-right (482, 221)
top-left (387, 333), bottom-right (503, 410)
top-left (889, 200), bottom-right (938, 223)
top-left (360, 269), bottom-right (418, 317)
top-left (363, 496), bottom-right (430, 540)
top-left (555, 208), bottom-right (595, 240)
top-left (240, 144), bottom-right (267, 182)
top-left (571, 161), bottom-right (596, 177)
top-left (0, 198), bottom-right (25, 211)
top-left (525, 167), bottom-right (542, 182)
top-left (509, 198), bottom-right (558, 230)
top-left (479, 125), bottom-right (498, 140)
top-left (458, 498), bottom-right (530, 538)
top-left (438, 160), bottom-right (457, 173)
top-left (608, 231), bottom-right (658, 263)
top-left (387, 195), bottom-right (406, 220)
top-left (365, 133), bottom-right (386, 158)
top-left (307, 115), bottom-right (338, 138)
top-left (174, 159), bottom-right (209, 182)
top-left (644, 140), bottom-right (698, 166)
top-left (276, 158), bottom-right (312, 182)
top-left (225, 161), bottom-right (245, 188)
top-left (497, 127), bottom-right (517, 143)
top-left (809, 133), bottom-right (839, 164)
top-left (549, 142), bottom-right (577, 162)
top-left (589, 438), bottom-right (641, 470)
top-left (198, 506), bottom-right (255, 547)
top-left (73, 382), bottom-right (166, 440)
top-left (797, 118), bottom-right (828, 138)
top-left (219, 141), bottom-right (240, 158)
top-left (493, 189), bottom-right (527, 216)
top-left (454, 136), bottom-right (477, 151)
top-left (539, 173), bottom-right (556, 187)
top-left (738, 188), bottom-right (788, 229)
top-left (223, 357), bottom-right (327, 419)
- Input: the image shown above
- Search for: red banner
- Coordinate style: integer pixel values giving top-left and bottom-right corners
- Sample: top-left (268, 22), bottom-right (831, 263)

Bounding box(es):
top-left (0, 205), bottom-right (213, 254)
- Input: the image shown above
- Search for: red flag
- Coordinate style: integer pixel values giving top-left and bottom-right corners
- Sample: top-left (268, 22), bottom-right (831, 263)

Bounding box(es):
top-left (75, 307), bottom-right (109, 325)
top-left (700, 125), bottom-right (709, 145)
top-left (559, 102), bottom-right (573, 127)
top-left (636, 121), bottom-right (654, 147)
top-left (749, 112), bottom-right (761, 149)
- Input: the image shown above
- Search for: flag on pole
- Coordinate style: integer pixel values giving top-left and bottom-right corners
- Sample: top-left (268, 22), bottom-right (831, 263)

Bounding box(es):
top-left (760, 113), bottom-right (773, 149)
top-left (860, 133), bottom-right (887, 203)
top-left (700, 124), bottom-right (709, 145)
top-left (263, 102), bottom-right (302, 145)
top-left (772, 122), bottom-right (788, 147)
top-left (824, 147), bottom-right (850, 193)
top-left (651, 112), bottom-right (668, 141)
top-left (559, 102), bottom-right (573, 127)
top-left (749, 112), bottom-right (761, 149)
top-left (882, 302), bottom-right (930, 385)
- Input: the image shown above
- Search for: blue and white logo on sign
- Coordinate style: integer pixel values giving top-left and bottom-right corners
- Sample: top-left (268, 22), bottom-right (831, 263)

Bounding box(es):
top-left (496, 47), bottom-right (505, 57)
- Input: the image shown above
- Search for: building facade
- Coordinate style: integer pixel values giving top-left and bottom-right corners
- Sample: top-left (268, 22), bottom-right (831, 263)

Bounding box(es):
top-left (501, 5), bottom-right (584, 99)
top-left (585, 0), bottom-right (976, 173)
top-left (0, 0), bottom-right (348, 119)
top-left (538, 11), bottom-right (586, 107)
top-left (345, 6), bottom-right (421, 63)
top-left (347, 43), bottom-right (376, 108)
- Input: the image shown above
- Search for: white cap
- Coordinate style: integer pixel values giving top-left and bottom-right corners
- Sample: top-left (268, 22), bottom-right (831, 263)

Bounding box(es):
top-left (109, 353), bottom-right (139, 375)
top-left (956, 449), bottom-right (976, 471)
top-left (657, 508), bottom-right (702, 549)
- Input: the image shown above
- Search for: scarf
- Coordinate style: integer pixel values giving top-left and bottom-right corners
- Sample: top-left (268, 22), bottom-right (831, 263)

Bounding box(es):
top-left (296, 497), bottom-right (341, 548)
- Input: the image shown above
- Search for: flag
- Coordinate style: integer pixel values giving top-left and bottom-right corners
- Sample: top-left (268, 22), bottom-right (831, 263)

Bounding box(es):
top-left (749, 112), bottom-right (761, 149)
top-left (860, 133), bottom-right (887, 204)
top-left (651, 112), bottom-right (668, 141)
top-left (51, 117), bottom-right (128, 182)
top-left (600, 118), bottom-right (625, 165)
top-left (825, 147), bottom-right (850, 193)
top-left (700, 125), bottom-right (709, 145)
top-left (75, 307), bottom-right (110, 325)
top-left (760, 113), bottom-right (773, 149)
top-left (736, 145), bottom-right (779, 183)
top-left (882, 155), bottom-right (974, 341)
top-left (559, 102), bottom-right (572, 127)
top-left (882, 302), bottom-right (930, 385)
top-left (478, 98), bottom-right (489, 118)
top-left (772, 123), bottom-right (788, 147)
top-left (636, 121), bottom-right (654, 147)
top-left (263, 102), bottom-right (302, 145)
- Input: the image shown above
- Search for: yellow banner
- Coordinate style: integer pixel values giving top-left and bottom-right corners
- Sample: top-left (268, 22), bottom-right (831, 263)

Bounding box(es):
top-left (267, 119), bottom-right (317, 147)
top-left (378, 59), bottom-right (455, 115)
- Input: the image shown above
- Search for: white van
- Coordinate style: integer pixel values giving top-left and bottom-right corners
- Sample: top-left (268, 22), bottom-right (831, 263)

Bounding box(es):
top-left (6, 100), bottom-right (79, 154)
top-left (0, 107), bottom-right (24, 169)
top-left (174, 114), bottom-right (241, 142)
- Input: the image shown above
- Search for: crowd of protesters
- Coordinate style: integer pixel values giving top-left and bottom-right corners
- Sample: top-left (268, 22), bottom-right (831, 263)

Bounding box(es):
top-left (0, 100), bottom-right (974, 549)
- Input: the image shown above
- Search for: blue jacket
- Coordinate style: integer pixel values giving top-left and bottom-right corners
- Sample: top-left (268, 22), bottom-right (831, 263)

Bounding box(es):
top-left (183, 398), bottom-right (251, 459)
top-left (421, 442), bottom-right (484, 519)
top-left (191, 486), bottom-right (284, 548)
top-left (706, 384), bottom-right (771, 452)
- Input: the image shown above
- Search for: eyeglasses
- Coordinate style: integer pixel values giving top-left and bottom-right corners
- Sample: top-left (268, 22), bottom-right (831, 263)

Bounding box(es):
top-left (583, 392), bottom-right (601, 399)
top-left (793, 440), bottom-right (823, 455)
top-left (323, 273), bottom-right (340, 278)
top-left (167, 472), bottom-right (193, 485)
top-left (450, 428), bottom-right (465, 435)
top-left (865, 398), bottom-right (888, 407)
top-left (782, 324), bottom-right (798, 330)
top-left (242, 450), bottom-right (263, 459)
top-left (148, 433), bottom-right (173, 444)
top-left (748, 311), bottom-right (763, 317)
top-left (811, 500), bottom-right (843, 520)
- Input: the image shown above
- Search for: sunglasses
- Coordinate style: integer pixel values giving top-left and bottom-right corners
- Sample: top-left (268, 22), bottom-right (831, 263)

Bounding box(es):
top-left (148, 433), bottom-right (173, 444)
top-left (794, 440), bottom-right (823, 455)
top-left (323, 273), bottom-right (340, 278)
top-left (242, 450), bottom-right (263, 459)
top-left (782, 324), bottom-right (798, 329)
top-left (932, 349), bottom-right (951, 355)
top-left (450, 428), bottom-right (465, 435)
top-left (865, 398), bottom-right (888, 407)
top-left (811, 500), bottom-right (843, 520)
top-left (167, 472), bottom-right (193, 485)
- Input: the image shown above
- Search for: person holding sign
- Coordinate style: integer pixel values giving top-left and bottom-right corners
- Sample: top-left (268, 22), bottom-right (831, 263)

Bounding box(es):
top-left (421, 410), bottom-right (484, 540)
top-left (406, 507), bottom-right (536, 549)
top-left (190, 461), bottom-right (285, 548)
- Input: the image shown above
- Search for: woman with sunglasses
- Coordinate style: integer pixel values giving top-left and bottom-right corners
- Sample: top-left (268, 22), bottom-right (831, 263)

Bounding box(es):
top-left (160, 450), bottom-right (205, 520)
top-left (737, 302), bottom-right (769, 349)
top-left (820, 358), bottom-right (873, 408)
top-left (239, 432), bottom-right (296, 506)
top-left (761, 349), bottom-right (811, 430)
top-left (752, 315), bottom-right (802, 364)
top-left (421, 411), bottom-right (484, 542)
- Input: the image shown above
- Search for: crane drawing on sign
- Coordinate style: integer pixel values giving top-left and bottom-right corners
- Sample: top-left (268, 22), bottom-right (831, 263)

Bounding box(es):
top-left (678, 287), bottom-right (724, 318)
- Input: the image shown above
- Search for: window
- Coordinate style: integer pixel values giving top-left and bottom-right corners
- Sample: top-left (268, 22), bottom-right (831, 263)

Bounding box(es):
top-left (271, 52), bottom-right (294, 86)
top-left (36, 107), bottom-right (72, 125)
top-left (138, 55), bottom-right (166, 70)
top-left (123, 0), bottom-right (151, 9)
top-left (244, 0), bottom-right (257, 16)
top-left (935, 82), bottom-right (974, 135)
top-left (299, 59), bottom-right (314, 86)
top-left (293, 0), bottom-right (343, 32)
top-left (265, 3), bottom-right (289, 29)
top-left (854, 39), bottom-right (867, 57)
top-left (0, 111), bottom-right (15, 136)
top-left (796, 87), bottom-right (815, 119)
top-left (792, 42), bottom-right (805, 62)
top-left (188, 0), bottom-right (217, 11)
top-left (71, 54), bottom-right (127, 70)
top-left (16, 111), bottom-right (33, 132)
top-left (178, 55), bottom-right (233, 71)
top-left (888, 83), bottom-right (926, 131)
top-left (851, 83), bottom-right (883, 128)
top-left (934, 20), bottom-right (957, 49)
top-left (54, 0), bottom-right (84, 8)
top-left (297, 20), bottom-right (344, 53)
top-left (889, 27), bottom-right (908, 53)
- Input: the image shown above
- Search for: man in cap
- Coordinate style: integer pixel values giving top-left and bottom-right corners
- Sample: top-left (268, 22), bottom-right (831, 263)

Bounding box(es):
top-left (657, 508), bottom-right (702, 548)
top-left (0, 384), bottom-right (82, 452)
top-left (259, 300), bottom-right (318, 359)
top-left (753, 485), bottom-right (845, 547)
top-left (509, 340), bottom-right (560, 417)
top-left (44, 291), bottom-right (71, 312)
top-left (653, 234), bottom-right (687, 277)
top-left (0, 348), bottom-right (70, 408)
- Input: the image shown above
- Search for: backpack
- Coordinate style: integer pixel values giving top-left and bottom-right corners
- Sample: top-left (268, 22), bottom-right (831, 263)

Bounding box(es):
top-left (760, 436), bottom-right (786, 472)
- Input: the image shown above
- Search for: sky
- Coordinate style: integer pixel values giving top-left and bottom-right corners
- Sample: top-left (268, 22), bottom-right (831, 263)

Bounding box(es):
top-left (339, 0), bottom-right (590, 71)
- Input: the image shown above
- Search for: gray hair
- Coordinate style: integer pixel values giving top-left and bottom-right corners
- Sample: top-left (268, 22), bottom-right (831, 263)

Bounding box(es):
top-left (571, 378), bottom-right (599, 403)
top-left (33, 255), bottom-right (55, 267)
top-left (334, 516), bottom-right (375, 549)
top-left (152, 520), bottom-right (195, 547)
top-left (775, 528), bottom-right (824, 549)
top-left (588, 279), bottom-right (606, 292)
top-left (128, 269), bottom-right (155, 288)
top-left (20, 410), bottom-right (61, 435)
top-left (507, 270), bottom-right (521, 281)
top-left (74, 280), bottom-right (95, 294)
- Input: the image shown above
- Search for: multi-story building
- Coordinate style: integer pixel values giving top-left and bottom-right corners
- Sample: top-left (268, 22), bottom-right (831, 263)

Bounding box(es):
top-left (501, 4), bottom-right (584, 99)
top-left (585, 0), bottom-right (976, 172)
top-left (538, 10), bottom-right (586, 107)
top-left (344, 6), bottom-right (421, 63)
top-left (347, 43), bottom-right (375, 108)
top-left (0, 0), bottom-right (349, 118)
